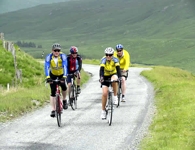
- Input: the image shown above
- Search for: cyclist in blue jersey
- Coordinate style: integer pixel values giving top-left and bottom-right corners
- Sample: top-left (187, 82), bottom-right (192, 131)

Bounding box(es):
top-left (44, 43), bottom-right (68, 117)
top-left (66, 46), bottom-right (82, 94)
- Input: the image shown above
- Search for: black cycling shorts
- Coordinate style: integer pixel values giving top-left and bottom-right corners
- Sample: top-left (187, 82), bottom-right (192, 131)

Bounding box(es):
top-left (101, 74), bottom-right (117, 87)
top-left (50, 72), bottom-right (67, 97)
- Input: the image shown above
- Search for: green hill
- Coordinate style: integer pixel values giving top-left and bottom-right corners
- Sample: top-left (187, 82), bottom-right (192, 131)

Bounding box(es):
top-left (0, 0), bottom-right (195, 73)
top-left (0, 0), bottom-right (69, 14)
top-left (0, 40), bottom-right (44, 87)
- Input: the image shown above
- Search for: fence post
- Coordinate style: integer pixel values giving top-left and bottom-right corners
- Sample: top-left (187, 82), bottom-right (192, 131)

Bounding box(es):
top-left (7, 83), bottom-right (10, 91)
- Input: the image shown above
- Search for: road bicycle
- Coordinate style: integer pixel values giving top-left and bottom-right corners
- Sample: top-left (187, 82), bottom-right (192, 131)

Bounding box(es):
top-left (49, 78), bottom-right (64, 127)
top-left (68, 73), bottom-right (79, 110)
top-left (117, 80), bottom-right (122, 107)
top-left (105, 79), bottom-right (119, 126)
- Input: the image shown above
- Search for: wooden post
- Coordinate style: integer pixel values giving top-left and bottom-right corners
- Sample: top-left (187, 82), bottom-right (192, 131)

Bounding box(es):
top-left (7, 83), bottom-right (10, 91)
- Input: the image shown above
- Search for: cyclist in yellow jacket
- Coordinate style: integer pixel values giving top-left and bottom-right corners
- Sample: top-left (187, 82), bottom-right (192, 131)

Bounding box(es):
top-left (99, 47), bottom-right (121, 119)
top-left (114, 44), bottom-right (130, 102)
top-left (45, 43), bottom-right (68, 117)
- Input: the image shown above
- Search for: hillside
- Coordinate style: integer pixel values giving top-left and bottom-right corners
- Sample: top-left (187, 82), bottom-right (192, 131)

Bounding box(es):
top-left (0, 0), bottom-right (69, 14)
top-left (0, 0), bottom-right (195, 73)
top-left (0, 40), bottom-right (44, 87)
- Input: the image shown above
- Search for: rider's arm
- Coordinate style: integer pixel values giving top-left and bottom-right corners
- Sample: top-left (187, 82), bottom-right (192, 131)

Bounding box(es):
top-left (78, 55), bottom-right (82, 72)
top-left (99, 66), bottom-right (104, 78)
top-left (99, 57), bottom-right (106, 78)
top-left (44, 54), bottom-right (51, 78)
top-left (116, 66), bottom-right (121, 78)
top-left (61, 54), bottom-right (68, 77)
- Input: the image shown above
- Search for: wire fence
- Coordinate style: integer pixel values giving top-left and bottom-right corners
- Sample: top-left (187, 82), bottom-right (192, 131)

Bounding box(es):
top-left (0, 32), bottom-right (22, 90)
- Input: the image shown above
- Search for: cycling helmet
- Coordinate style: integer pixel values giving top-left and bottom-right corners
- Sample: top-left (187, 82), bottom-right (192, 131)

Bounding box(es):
top-left (52, 43), bottom-right (61, 50)
top-left (116, 44), bottom-right (123, 50)
top-left (70, 46), bottom-right (78, 54)
top-left (104, 47), bottom-right (114, 54)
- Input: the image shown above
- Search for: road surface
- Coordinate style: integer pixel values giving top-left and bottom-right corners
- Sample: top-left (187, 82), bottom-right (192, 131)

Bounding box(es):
top-left (0, 64), bottom-right (154, 150)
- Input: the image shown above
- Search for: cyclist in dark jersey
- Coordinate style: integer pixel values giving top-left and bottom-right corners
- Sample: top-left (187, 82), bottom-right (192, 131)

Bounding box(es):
top-left (66, 46), bottom-right (82, 94)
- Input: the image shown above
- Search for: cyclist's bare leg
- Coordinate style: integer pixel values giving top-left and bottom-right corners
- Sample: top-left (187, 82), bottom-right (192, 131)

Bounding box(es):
top-left (111, 75), bottom-right (118, 96)
top-left (102, 86), bottom-right (108, 110)
top-left (62, 90), bottom-right (67, 100)
top-left (76, 77), bottom-right (81, 86)
top-left (68, 83), bottom-right (71, 95)
top-left (50, 96), bottom-right (56, 110)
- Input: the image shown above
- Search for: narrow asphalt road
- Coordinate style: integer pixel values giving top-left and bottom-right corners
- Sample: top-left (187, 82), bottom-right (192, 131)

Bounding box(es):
top-left (0, 64), bottom-right (154, 150)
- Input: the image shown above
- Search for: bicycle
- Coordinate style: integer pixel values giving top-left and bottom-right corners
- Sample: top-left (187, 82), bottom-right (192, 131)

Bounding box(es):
top-left (68, 73), bottom-right (79, 110)
top-left (49, 78), bottom-right (64, 127)
top-left (117, 80), bottom-right (122, 107)
top-left (104, 79), bottom-right (119, 126)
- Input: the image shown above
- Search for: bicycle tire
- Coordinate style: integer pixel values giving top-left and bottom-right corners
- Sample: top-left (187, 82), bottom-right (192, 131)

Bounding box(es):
top-left (117, 81), bottom-right (122, 107)
top-left (56, 95), bottom-right (62, 127)
top-left (74, 83), bottom-right (78, 109)
top-left (107, 92), bottom-right (113, 126)
top-left (69, 85), bottom-right (76, 110)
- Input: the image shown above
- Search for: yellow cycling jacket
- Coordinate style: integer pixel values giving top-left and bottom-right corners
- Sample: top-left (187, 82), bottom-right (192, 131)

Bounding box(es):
top-left (114, 49), bottom-right (130, 70)
top-left (100, 56), bottom-right (120, 76)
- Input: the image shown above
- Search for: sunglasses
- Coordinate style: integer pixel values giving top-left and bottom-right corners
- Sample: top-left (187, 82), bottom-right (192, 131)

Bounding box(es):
top-left (54, 49), bottom-right (60, 52)
top-left (72, 52), bottom-right (77, 54)
top-left (117, 50), bottom-right (122, 52)
top-left (106, 54), bottom-right (113, 57)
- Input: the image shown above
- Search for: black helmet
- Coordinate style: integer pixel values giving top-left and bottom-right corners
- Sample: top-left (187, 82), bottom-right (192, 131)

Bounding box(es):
top-left (52, 43), bottom-right (61, 50)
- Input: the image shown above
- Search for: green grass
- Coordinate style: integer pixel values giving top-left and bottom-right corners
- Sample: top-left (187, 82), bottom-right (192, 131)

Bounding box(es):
top-left (140, 66), bottom-right (195, 150)
top-left (0, 85), bottom-right (49, 122)
top-left (0, 0), bottom-right (195, 73)
top-left (0, 40), bottom-right (90, 122)
top-left (0, 68), bottom-right (90, 122)
top-left (83, 59), bottom-right (100, 65)
top-left (0, 41), bottom-right (45, 87)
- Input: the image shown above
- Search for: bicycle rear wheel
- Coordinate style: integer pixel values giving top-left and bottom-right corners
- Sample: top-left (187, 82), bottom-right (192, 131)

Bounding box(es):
top-left (75, 84), bottom-right (78, 109)
top-left (69, 85), bottom-right (76, 110)
top-left (56, 95), bottom-right (62, 127)
top-left (117, 81), bottom-right (122, 107)
top-left (107, 92), bottom-right (113, 126)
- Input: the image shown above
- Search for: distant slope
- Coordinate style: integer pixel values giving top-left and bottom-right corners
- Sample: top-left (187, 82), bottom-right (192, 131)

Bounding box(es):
top-left (0, 0), bottom-right (69, 14)
top-left (0, 0), bottom-right (195, 73)
top-left (1, 0), bottom-right (195, 40)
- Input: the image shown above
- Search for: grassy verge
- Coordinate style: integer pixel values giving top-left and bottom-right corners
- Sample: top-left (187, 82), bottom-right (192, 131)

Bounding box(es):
top-left (83, 59), bottom-right (100, 65)
top-left (140, 66), bottom-right (195, 150)
top-left (0, 68), bottom-right (90, 122)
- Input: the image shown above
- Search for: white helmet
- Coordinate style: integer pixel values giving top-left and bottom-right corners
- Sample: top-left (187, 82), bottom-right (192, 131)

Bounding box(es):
top-left (104, 47), bottom-right (114, 54)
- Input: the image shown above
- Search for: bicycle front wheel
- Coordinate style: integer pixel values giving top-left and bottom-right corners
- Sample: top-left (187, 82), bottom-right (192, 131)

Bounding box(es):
top-left (56, 95), bottom-right (62, 127)
top-left (107, 92), bottom-right (113, 126)
top-left (117, 81), bottom-right (122, 107)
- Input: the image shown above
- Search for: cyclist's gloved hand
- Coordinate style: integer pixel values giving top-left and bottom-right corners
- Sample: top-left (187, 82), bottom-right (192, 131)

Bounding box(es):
top-left (99, 76), bottom-right (104, 83)
top-left (74, 70), bottom-right (80, 76)
top-left (60, 76), bottom-right (67, 82)
top-left (46, 78), bottom-right (52, 83)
